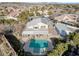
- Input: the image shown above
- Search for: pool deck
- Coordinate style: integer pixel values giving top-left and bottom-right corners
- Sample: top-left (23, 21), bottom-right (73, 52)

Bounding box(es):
top-left (23, 39), bottom-right (53, 55)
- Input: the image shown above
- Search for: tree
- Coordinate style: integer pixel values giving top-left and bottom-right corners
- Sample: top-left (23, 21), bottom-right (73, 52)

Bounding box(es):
top-left (48, 11), bottom-right (53, 15)
top-left (48, 43), bottom-right (68, 56)
top-left (17, 10), bottom-right (29, 23)
top-left (29, 12), bottom-right (34, 16)
top-left (47, 32), bottom-right (79, 56)
top-left (67, 33), bottom-right (76, 40)
top-left (73, 33), bottom-right (79, 45)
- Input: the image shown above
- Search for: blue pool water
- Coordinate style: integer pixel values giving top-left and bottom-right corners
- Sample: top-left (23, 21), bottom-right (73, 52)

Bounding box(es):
top-left (29, 39), bottom-right (48, 48)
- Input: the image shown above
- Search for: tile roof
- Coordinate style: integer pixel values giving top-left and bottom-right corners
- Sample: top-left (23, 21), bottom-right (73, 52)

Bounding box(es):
top-left (55, 14), bottom-right (79, 21)
top-left (27, 17), bottom-right (50, 27)
top-left (55, 23), bottom-right (76, 32)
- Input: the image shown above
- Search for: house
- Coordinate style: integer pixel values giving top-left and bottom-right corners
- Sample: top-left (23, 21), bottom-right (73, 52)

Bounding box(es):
top-left (0, 16), bottom-right (17, 21)
top-left (22, 17), bottom-right (49, 41)
top-left (55, 23), bottom-right (79, 37)
top-left (22, 16), bottom-right (59, 42)
top-left (54, 14), bottom-right (79, 23)
top-left (49, 14), bottom-right (62, 20)
top-left (22, 16), bottom-right (58, 55)
top-left (6, 6), bottom-right (24, 21)
top-left (0, 34), bottom-right (16, 56)
top-left (6, 16), bottom-right (18, 21)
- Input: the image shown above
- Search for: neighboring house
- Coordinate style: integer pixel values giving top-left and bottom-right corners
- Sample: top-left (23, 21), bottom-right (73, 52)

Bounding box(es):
top-left (54, 14), bottom-right (79, 23)
top-left (5, 6), bottom-right (24, 21)
top-left (22, 16), bottom-right (57, 55)
top-left (0, 34), bottom-right (16, 56)
top-left (7, 7), bottom-right (21, 17)
top-left (6, 16), bottom-right (18, 21)
top-left (55, 23), bottom-right (79, 37)
top-left (49, 14), bottom-right (62, 20)
top-left (0, 16), bottom-right (18, 21)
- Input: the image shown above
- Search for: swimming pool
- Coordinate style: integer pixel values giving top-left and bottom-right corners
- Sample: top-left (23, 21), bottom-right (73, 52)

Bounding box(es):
top-left (29, 39), bottom-right (48, 54)
top-left (29, 39), bottom-right (48, 48)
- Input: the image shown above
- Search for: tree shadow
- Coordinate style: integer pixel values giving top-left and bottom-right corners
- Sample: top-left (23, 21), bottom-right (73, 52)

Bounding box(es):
top-left (50, 37), bottom-right (61, 46)
top-left (4, 34), bottom-right (24, 56)
top-left (62, 44), bottom-right (78, 56)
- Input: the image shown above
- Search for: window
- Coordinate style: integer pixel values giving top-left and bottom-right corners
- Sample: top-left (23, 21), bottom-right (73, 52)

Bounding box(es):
top-left (23, 35), bottom-right (27, 37)
top-left (39, 34), bottom-right (43, 36)
top-left (36, 35), bottom-right (39, 37)
top-left (34, 27), bottom-right (38, 29)
top-left (28, 34), bottom-right (30, 36)
top-left (41, 26), bottom-right (45, 28)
